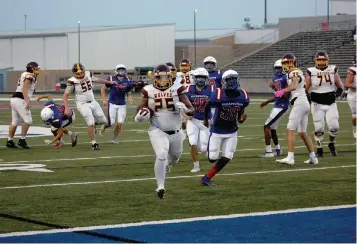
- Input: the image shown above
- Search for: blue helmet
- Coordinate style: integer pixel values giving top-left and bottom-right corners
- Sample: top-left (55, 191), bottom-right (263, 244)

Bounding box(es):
top-left (222, 70), bottom-right (240, 91)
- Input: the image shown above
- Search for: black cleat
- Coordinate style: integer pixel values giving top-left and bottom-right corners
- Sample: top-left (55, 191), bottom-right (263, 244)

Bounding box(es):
top-left (92, 143), bottom-right (100, 150)
top-left (71, 133), bottom-right (78, 147)
top-left (156, 188), bottom-right (165, 199)
top-left (18, 139), bottom-right (30, 149)
top-left (328, 142), bottom-right (337, 156)
top-left (316, 147), bottom-right (324, 157)
top-left (6, 140), bottom-right (18, 148)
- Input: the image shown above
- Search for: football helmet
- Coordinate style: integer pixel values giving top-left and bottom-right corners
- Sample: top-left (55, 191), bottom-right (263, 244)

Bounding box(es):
top-left (203, 56), bottom-right (217, 73)
top-left (314, 51), bottom-right (329, 69)
top-left (40, 107), bottom-right (54, 125)
top-left (274, 59), bottom-right (283, 74)
top-left (152, 64), bottom-right (173, 90)
top-left (165, 62), bottom-right (177, 78)
top-left (115, 64), bottom-right (127, 77)
top-left (281, 54), bottom-right (297, 73)
top-left (222, 70), bottom-right (240, 91)
top-left (26, 62), bottom-right (40, 76)
top-left (179, 58), bottom-right (191, 74)
top-left (72, 63), bottom-right (85, 79)
top-left (193, 67), bottom-right (209, 87)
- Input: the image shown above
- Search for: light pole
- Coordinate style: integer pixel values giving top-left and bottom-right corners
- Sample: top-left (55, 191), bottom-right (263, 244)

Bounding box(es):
top-left (194, 10), bottom-right (197, 68)
top-left (264, 0), bottom-right (267, 25)
top-left (78, 21), bottom-right (81, 63)
top-left (327, 0), bottom-right (330, 28)
top-left (24, 15), bottom-right (27, 31)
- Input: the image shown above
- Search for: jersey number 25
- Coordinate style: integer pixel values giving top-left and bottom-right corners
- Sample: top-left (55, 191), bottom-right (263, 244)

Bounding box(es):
top-left (155, 97), bottom-right (175, 112)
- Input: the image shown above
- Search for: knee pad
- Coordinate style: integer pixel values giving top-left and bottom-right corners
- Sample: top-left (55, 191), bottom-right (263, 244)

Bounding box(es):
top-left (329, 129), bottom-right (338, 137)
top-left (313, 121), bottom-right (325, 134)
top-left (314, 131), bottom-right (324, 142)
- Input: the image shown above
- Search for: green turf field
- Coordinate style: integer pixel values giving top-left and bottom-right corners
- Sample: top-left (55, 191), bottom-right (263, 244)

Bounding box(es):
top-left (0, 94), bottom-right (355, 234)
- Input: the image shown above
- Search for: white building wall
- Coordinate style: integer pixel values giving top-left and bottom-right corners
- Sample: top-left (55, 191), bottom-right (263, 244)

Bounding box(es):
top-left (331, 0), bottom-right (356, 15)
top-left (234, 29), bottom-right (279, 44)
top-left (0, 24), bottom-right (175, 70)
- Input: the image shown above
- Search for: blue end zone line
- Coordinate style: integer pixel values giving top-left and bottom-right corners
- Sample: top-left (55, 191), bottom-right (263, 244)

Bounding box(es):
top-left (0, 204), bottom-right (355, 238)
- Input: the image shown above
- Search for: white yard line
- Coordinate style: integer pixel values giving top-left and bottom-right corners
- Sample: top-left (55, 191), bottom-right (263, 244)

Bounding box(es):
top-left (0, 204), bottom-right (354, 237)
top-left (0, 165), bottom-right (355, 190)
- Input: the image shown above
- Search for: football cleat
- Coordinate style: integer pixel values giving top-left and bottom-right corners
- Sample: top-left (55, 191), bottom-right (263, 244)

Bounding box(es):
top-left (304, 157), bottom-right (319, 165)
top-left (200, 176), bottom-right (216, 186)
top-left (6, 140), bottom-right (18, 148)
top-left (190, 166), bottom-right (200, 173)
top-left (316, 147), bottom-right (324, 157)
top-left (18, 139), bottom-right (30, 149)
top-left (71, 133), bottom-right (78, 147)
top-left (276, 157), bottom-right (294, 165)
top-left (53, 140), bottom-right (64, 149)
top-left (156, 187), bottom-right (165, 199)
top-left (259, 152), bottom-right (275, 158)
top-left (274, 148), bottom-right (283, 156)
top-left (110, 140), bottom-right (119, 144)
top-left (328, 142), bottom-right (337, 156)
top-left (92, 143), bottom-right (100, 150)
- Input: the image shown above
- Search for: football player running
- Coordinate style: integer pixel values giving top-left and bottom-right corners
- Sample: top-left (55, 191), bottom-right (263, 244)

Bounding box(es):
top-left (6, 62), bottom-right (40, 149)
top-left (201, 70), bottom-right (249, 186)
top-left (345, 56), bottom-right (356, 138)
top-left (36, 94), bottom-right (78, 149)
top-left (305, 51), bottom-right (344, 157)
top-left (260, 59), bottom-right (289, 157)
top-left (134, 64), bottom-right (194, 199)
top-left (185, 68), bottom-right (214, 173)
top-left (203, 56), bottom-right (222, 88)
top-left (63, 63), bottom-right (114, 150)
top-left (275, 54), bottom-right (318, 165)
top-left (100, 64), bottom-right (134, 144)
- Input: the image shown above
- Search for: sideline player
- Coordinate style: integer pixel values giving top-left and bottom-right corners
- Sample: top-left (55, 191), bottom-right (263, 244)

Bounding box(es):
top-left (63, 63), bottom-right (114, 150)
top-left (201, 70), bottom-right (249, 186)
top-left (275, 54), bottom-right (318, 165)
top-left (305, 51), bottom-right (344, 157)
top-left (100, 64), bottom-right (134, 143)
top-left (203, 56), bottom-right (222, 88)
top-left (260, 59), bottom-right (289, 157)
top-left (345, 56), bottom-right (356, 138)
top-left (37, 94), bottom-right (78, 149)
top-left (134, 64), bottom-right (194, 199)
top-left (186, 67), bottom-right (214, 172)
top-left (6, 62), bottom-right (40, 149)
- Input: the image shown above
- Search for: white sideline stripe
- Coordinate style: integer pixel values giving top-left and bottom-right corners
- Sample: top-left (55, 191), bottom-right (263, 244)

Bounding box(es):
top-left (0, 143), bottom-right (355, 164)
top-left (0, 204), bottom-right (354, 237)
top-left (0, 165), bottom-right (355, 190)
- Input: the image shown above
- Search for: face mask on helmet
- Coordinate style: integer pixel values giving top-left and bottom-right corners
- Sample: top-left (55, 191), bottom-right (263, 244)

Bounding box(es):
top-left (74, 70), bottom-right (85, 79)
top-left (154, 74), bottom-right (172, 90)
top-left (204, 62), bottom-right (216, 73)
top-left (315, 58), bottom-right (328, 69)
top-left (180, 64), bottom-right (191, 73)
top-left (274, 66), bottom-right (283, 74)
top-left (195, 76), bottom-right (208, 87)
top-left (222, 76), bottom-right (240, 91)
top-left (116, 68), bottom-right (127, 77)
top-left (282, 60), bottom-right (295, 73)
top-left (167, 66), bottom-right (177, 78)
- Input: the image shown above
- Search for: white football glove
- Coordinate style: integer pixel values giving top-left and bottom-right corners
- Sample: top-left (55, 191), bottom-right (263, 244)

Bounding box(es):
top-left (44, 140), bottom-right (52, 145)
top-left (175, 101), bottom-right (190, 113)
top-left (135, 108), bottom-right (151, 122)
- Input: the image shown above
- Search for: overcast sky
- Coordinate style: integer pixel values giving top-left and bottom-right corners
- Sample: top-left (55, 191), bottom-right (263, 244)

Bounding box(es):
top-left (0, 0), bottom-right (330, 32)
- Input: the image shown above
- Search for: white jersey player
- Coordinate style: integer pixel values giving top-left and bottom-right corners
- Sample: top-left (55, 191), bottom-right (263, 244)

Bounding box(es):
top-left (275, 54), bottom-right (318, 165)
top-left (63, 63), bottom-right (114, 150)
top-left (305, 51), bottom-right (344, 157)
top-left (134, 64), bottom-right (194, 199)
top-left (6, 62), bottom-right (40, 149)
top-left (345, 57), bottom-right (356, 138)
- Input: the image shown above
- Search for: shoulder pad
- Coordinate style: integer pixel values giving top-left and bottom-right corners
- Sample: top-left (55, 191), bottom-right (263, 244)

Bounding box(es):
top-left (240, 88), bottom-right (249, 99)
top-left (215, 88), bottom-right (223, 100)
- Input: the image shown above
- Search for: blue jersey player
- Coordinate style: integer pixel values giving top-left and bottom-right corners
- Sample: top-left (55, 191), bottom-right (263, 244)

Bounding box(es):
top-left (186, 67), bottom-right (214, 173)
top-left (201, 70), bottom-right (249, 186)
top-left (37, 94), bottom-right (78, 149)
top-left (259, 59), bottom-right (290, 158)
top-left (203, 56), bottom-right (222, 88)
top-left (100, 64), bottom-right (134, 144)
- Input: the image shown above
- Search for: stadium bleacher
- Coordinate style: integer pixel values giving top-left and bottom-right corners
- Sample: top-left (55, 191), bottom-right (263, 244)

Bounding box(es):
top-left (225, 29), bottom-right (356, 79)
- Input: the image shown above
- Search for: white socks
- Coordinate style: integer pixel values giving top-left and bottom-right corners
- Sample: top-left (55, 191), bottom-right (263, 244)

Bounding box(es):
top-left (155, 158), bottom-right (166, 186)
top-left (287, 152), bottom-right (294, 159)
top-left (266, 145), bottom-right (272, 153)
top-left (193, 161), bottom-right (200, 168)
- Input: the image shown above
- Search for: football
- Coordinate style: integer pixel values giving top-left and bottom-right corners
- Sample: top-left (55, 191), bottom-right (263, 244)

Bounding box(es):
top-left (137, 105), bottom-right (154, 117)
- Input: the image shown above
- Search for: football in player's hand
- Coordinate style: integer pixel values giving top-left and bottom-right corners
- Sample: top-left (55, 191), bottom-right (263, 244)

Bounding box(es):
top-left (138, 105), bottom-right (153, 117)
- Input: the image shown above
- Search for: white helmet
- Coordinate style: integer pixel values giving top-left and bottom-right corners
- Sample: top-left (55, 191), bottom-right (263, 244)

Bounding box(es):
top-left (115, 64), bottom-right (127, 77)
top-left (203, 56), bottom-right (217, 73)
top-left (274, 59), bottom-right (282, 68)
top-left (222, 70), bottom-right (240, 91)
top-left (40, 107), bottom-right (54, 125)
top-left (193, 67), bottom-right (209, 87)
